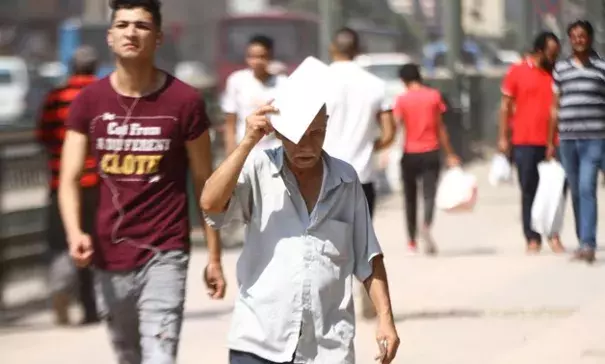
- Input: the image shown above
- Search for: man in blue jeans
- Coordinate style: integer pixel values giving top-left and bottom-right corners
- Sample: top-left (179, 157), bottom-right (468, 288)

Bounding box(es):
top-left (500, 32), bottom-right (564, 254)
top-left (551, 20), bottom-right (605, 264)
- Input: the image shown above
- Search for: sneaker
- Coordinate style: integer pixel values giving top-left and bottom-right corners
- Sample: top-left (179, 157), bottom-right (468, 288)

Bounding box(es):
top-left (572, 247), bottom-right (596, 264)
top-left (420, 227), bottom-right (438, 256)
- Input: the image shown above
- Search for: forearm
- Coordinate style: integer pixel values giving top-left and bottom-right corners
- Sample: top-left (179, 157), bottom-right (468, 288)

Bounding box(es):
top-left (192, 176), bottom-right (222, 263)
top-left (498, 102), bottom-right (511, 140)
top-left (58, 179), bottom-right (82, 239)
top-left (363, 255), bottom-right (394, 322)
top-left (201, 139), bottom-right (255, 213)
top-left (438, 123), bottom-right (455, 156)
top-left (223, 114), bottom-right (237, 154)
top-left (375, 112), bottom-right (396, 151)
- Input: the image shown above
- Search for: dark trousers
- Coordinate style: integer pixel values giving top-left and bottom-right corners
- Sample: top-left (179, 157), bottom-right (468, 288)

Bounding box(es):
top-left (47, 188), bottom-right (98, 319)
top-left (230, 350), bottom-right (293, 364)
top-left (513, 146), bottom-right (546, 243)
top-left (400, 151), bottom-right (441, 242)
top-left (362, 183), bottom-right (376, 218)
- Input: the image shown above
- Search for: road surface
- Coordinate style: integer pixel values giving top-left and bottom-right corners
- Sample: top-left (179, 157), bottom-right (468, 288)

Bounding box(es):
top-left (2, 161), bottom-right (605, 364)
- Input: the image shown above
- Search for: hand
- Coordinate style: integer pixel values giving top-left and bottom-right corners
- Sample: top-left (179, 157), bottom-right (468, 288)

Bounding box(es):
top-left (68, 232), bottom-right (94, 268)
top-left (378, 150), bottom-right (390, 170)
top-left (243, 101), bottom-right (278, 145)
top-left (446, 154), bottom-right (461, 168)
top-left (204, 262), bottom-right (226, 300)
top-left (545, 144), bottom-right (556, 161)
top-left (498, 136), bottom-right (510, 155)
top-left (374, 318), bottom-right (400, 363)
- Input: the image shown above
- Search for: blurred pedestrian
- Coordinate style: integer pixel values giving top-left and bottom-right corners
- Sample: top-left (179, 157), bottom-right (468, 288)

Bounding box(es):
top-left (36, 44), bottom-right (99, 326)
top-left (221, 35), bottom-right (287, 155)
top-left (58, 0), bottom-right (225, 362)
top-left (552, 20), bottom-right (605, 263)
top-left (392, 63), bottom-right (460, 255)
top-left (322, 27), bottom-right (396, 319)
top-left (499, 31), bottom-right (564, 254)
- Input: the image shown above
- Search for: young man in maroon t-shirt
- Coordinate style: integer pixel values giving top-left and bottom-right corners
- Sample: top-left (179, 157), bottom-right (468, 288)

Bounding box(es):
top-left (499, 31), bottom-right (564, 254)
top-left (58, 1), bottom-right (226, 362)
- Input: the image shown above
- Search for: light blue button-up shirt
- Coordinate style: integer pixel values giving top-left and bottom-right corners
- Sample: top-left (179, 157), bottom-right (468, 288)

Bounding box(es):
top-left (206, 147), bottom-right (383, 364)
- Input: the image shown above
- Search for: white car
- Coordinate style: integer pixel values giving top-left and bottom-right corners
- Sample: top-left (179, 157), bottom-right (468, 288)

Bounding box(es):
top-left (355, 53), bottom-right (415, 194)
top-left (0, 56), bottom-right (29, 125)
top-left (355, 52), bottom-right (414, 101)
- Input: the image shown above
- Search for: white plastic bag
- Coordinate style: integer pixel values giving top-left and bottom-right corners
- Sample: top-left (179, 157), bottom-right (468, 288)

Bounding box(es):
top-left (531, 161), bottom-right (566, 236)
top-left (435, 167), bottom-right (478, 212)
top-left (488, 153), bottom-right (513, 186)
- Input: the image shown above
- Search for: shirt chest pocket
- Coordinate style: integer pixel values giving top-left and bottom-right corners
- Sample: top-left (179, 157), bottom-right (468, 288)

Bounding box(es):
top-left (314, 219), bottom-right (352, 262)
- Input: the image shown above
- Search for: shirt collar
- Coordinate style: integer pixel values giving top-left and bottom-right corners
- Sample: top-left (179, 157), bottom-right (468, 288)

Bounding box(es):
top-left (568, 53), bottom-right (601, 67)
top-left (268, 147), bottom-right (355, 192)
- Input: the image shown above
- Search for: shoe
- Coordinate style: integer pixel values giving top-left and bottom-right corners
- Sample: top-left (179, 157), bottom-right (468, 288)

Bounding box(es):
top-left (80, 315), bottom-right (101, 326)
top-left (548, 238), bottom-right (566, 254)
top-left (408, 241), bottom-right (418, 253)
top-left (52, 292), bottom-right (70, 326)
top-left (526, 240), bottom-right (541, 254)
top-left (572, 247), bottom-right (596, 264)
top-left (420, 227), bottom-right (438, 256)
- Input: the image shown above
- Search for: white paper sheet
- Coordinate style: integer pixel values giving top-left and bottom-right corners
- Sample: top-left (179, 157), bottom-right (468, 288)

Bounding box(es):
top-left (270, 56), bottom-right (331, 144)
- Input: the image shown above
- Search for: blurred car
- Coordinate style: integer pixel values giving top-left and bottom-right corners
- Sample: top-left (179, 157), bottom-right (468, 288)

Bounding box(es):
top-left (0, 56), bottom-right (29, 126)
top-left (355, 52), bottom-right (414, 102)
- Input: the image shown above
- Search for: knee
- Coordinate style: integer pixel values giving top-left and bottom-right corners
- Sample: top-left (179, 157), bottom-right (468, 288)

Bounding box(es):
top-left (578, 178), bottom-right (596, 198)
top-left (140, 311), bottom-right (183, 360)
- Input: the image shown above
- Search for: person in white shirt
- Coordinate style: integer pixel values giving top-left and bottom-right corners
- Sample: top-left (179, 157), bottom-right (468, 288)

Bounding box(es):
top-left (323, 27), bottom-right (396, 218)
top-left (222, 35), bottom-right (287, 154)
top-left (323, 27), bottom-right (396, 320)
top-left (202, 103), bottom-right (400, 364)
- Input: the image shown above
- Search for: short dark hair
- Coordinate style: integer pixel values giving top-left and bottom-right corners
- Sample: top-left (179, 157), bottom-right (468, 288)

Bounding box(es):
top-left (399, 63), bottom-right (422, 83)
top-left (248, 35), bottom-right (274, 55)
top-left (332, 27), bottom-right (360, 58)
top-left (532, 31), bottom-right (560, 52)
top-left (567, 19), bottom-right (594, 40)
top-left (110, 0), bottom-right (162, 28)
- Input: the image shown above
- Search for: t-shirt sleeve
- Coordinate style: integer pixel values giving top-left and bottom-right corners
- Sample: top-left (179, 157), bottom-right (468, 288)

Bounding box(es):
top-left (552, 67), bottom-right (561, 94)
top-left (501, 66), bottom-right (517, 97)
top-left (65, 90), bottom-right (91, 135)
top-left (221, 73), bottom-right (237, 114)
top-left (378, 82), bottom-right (393, 112)
top-left (392, 96), bottom-right (403, 120)
top-left (204, 159), bottom-right (254, 228)
top-left (184, 97), bottom-right (210, 141)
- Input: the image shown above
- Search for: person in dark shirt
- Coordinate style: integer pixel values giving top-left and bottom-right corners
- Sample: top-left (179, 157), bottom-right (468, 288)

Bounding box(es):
top-left (59, 1), bottom-right (225, 362)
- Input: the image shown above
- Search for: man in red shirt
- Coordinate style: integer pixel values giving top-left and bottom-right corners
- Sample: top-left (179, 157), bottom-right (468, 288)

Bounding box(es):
top-left (59, 1), bottom-right (225, 362)
top-left (499, 31), bottom-right (564, 254)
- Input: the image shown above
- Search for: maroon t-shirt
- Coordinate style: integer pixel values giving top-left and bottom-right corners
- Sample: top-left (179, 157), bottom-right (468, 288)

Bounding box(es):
top-left (67, 74), bottom-right (208, 271)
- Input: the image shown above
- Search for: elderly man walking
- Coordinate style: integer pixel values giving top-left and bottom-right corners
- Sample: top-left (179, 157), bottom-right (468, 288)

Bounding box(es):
top-left (202, 102), bottom-right (400, 364)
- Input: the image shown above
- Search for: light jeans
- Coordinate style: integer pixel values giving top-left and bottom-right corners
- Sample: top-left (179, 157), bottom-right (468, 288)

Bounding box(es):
top-left (95, 250), bottom-right (189, 364)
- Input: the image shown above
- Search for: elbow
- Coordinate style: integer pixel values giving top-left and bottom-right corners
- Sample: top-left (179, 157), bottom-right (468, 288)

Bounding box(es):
top-left (200, 190), bottom-right (223, 214)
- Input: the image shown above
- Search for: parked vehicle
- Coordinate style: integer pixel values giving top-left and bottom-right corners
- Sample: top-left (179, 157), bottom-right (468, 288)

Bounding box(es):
top-left (0, 56), bottom-right (29, 126)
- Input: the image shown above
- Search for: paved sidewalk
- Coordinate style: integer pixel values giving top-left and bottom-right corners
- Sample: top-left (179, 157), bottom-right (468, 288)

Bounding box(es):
top-left (2, 161), bottom-right (605, 364)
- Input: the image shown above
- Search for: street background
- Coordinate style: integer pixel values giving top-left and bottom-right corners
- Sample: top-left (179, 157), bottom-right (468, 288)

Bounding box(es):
top-left (2, 0), bottom-right (605, 363)
top-left (2, 161), bottom-right (605, 364)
